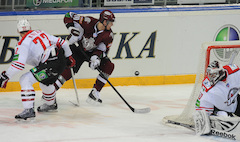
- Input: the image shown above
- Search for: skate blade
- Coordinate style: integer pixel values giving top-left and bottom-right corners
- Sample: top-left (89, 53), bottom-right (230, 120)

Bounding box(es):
top-left (15, 117), bottom-right (35, 123)
top-left (37, 110), bottom-right (58, 113)
top-left (86, 97), bottom-right (101, 106)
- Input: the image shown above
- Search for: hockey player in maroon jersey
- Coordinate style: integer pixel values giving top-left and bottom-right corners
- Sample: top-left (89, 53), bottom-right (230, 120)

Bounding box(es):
top-left (0, 19), bottom-right (75, 120)
top-left (53, 10), bottom-right (115, 105)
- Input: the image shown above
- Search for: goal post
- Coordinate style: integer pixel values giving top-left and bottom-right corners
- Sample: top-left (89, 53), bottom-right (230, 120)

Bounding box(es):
top-left (162, 41), bottom-right (240, 128)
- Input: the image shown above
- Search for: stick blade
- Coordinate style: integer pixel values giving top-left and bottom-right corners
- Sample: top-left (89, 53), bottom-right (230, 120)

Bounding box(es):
top-left (69, 101), bottom-right (80, 107)
top-left (134, 107), bottom-right (151, 113)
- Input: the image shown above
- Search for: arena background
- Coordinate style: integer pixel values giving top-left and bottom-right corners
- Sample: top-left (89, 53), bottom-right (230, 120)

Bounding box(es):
top-left (1, 5), bottom-right (240, 91)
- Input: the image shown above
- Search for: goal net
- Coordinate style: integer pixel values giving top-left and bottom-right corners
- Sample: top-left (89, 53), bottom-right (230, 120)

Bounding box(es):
top-left (162, 41), bottom-right (240, 128)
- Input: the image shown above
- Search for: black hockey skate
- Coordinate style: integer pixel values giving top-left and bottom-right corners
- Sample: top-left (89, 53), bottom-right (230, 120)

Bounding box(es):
top-left (86, 88), bottom-right (102, 105)
top-left (15, 108), bottom-right (36, 120)
top-left (37, 101), bottom-right (58, 112)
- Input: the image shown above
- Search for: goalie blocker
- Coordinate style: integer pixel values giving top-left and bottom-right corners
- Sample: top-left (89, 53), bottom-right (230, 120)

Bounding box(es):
top-left (194, 110), bottom-right (240, 141)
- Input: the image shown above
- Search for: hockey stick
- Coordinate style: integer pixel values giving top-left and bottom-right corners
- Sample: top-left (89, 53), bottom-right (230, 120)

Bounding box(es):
top-left (69, 67), bottom-right (80, 107)
top-left (165, 116), bottom-right (240, 140)
top-left (76, 43), bottom-right (151, 113)
top-left (165, 119), bottom-right (195, 131)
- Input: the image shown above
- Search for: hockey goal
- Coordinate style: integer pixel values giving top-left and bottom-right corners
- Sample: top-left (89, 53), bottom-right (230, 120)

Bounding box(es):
top-left (162, 41), bottom-right (240, 129)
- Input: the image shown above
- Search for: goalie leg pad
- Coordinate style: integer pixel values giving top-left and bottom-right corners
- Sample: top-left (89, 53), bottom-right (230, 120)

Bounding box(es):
top-left (194, 110), bottom-right (211, 135)
top-left (209, 116), bottom-right (240, 140)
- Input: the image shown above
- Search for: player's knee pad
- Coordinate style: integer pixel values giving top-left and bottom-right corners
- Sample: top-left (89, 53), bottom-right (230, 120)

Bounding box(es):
top-left (40, 83), bottom-right (55, 94)
top-left (20, 72), bottom-right (37, 90)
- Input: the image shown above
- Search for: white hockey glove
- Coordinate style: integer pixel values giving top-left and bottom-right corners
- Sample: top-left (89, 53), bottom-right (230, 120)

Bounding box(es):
top-left (0, 71), bottom-right (9, 88)
top-left (82, 37), bottom-right (97, 51)
top-left (67, 27), bottom-right (80, 45)
top-left (89, 55), bottom-right (100, 70)
top-left (194, 110), bottom-right (211, 136)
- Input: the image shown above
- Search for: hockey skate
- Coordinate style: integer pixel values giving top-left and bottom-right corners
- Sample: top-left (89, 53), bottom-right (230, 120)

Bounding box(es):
top-left (15, 108), bottom-right (36, 120)
top-left (37, 101), bottom-right (58, 112)
top-left (86, 88), bottom-right (102, 105)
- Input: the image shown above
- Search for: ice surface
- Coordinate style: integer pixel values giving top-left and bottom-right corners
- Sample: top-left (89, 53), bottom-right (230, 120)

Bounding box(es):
top-left (0, 84), bottom-right (236, 142)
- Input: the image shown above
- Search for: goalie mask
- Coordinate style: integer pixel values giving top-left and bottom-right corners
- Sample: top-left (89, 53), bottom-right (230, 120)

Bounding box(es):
top-left (17, 19), bottom-right (31, 33)
top-left (206, 61), bottom-right (226, 85)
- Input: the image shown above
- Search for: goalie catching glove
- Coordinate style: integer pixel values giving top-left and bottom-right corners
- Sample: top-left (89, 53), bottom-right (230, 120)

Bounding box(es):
top-left (89, 55), bottom-right (100, 70)
top-left (0, 71), bottom-right (9, 88)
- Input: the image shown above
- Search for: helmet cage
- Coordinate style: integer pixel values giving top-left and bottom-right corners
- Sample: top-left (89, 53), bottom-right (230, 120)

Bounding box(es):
top-left (206, 61), bottom-right (225, 85)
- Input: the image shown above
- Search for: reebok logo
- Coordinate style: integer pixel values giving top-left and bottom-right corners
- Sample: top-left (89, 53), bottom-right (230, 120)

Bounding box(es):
top-left (211, 129), bottom-right (236, 140)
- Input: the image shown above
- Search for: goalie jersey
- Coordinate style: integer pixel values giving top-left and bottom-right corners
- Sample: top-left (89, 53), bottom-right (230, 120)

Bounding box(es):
top-left (196, 64), bottom-right (240, 115)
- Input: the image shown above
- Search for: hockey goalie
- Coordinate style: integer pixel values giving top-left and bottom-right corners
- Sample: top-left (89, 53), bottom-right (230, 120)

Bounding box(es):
top-left (194, 60), bottom-right (240, 140)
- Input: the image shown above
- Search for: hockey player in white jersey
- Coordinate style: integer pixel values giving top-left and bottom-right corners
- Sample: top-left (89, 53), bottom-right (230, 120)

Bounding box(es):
top-left (194, 60), bottom-right (240, 139)
top-left (0, 19), bottom-right (75, 120)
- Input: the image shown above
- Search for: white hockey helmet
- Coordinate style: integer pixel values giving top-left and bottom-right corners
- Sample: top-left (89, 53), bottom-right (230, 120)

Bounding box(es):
top-left (206, 61), bottom-right (225, 85)
top-left (17, 19), bottom-right (31, 33)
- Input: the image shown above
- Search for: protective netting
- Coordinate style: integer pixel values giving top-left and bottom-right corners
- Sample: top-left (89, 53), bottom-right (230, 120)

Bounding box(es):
top-left (163, 41), bottom-right (240, 128)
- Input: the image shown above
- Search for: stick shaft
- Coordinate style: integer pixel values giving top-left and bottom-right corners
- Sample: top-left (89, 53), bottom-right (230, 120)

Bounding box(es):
top-left (77, 45), bottom-right (137, 112)
top-left (70, 67), bottom-right (80, 105)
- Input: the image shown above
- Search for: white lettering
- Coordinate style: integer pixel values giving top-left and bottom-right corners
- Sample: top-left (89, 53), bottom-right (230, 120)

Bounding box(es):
top-left (42, 0), bottom-right (72, 3)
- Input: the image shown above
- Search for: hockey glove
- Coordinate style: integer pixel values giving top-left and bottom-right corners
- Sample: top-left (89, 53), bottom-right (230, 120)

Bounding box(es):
top-left (66, 56), bottom-right (76, 68)
top-left (89, 55), bottom-right (100, 70)
top-left (82, 37), bottom-right (97, 51)
top-left (0, 71), bottom-right (9, 88)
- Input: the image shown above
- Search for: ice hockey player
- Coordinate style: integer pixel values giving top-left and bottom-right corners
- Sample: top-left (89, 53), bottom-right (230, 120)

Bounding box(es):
top-left (53, 10), bottom-right (115, 105)
top-left (0, 19), bottom-right (75, 120)
top-left (194, 60), bottom-right (240, 140)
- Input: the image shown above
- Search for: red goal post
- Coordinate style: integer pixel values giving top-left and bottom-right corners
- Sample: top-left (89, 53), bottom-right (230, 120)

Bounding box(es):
top-left (162, 41), bottom-right (240, 128)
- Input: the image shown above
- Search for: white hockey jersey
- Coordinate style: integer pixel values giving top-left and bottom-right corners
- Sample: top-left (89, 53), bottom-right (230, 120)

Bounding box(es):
top-left (6, 30), bottom-right (72, 79)
top-left (196, 64), bottom-right (240, 114)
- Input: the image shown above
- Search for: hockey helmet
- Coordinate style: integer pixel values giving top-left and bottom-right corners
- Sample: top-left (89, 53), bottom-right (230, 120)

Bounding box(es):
top-left (99, 10), bottom-right (115, 23)
top-left (206, 61), bottom-right (225, 85)
top-left (17, 19), bottom-right (31, 33)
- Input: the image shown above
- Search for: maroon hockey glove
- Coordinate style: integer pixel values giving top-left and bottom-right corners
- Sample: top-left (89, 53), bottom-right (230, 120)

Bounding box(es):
top-left (66, 56), bottom-right (76, 68)
top-left (0, 71), bottom-right (9, 88)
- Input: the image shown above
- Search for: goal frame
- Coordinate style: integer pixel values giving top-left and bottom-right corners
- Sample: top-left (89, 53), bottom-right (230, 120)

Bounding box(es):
top-left (162, 41), bottom-right (240, 129)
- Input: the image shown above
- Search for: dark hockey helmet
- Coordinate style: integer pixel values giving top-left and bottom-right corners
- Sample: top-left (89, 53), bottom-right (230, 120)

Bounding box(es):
top-left (206, 61), bottom-right (225, 85)
top-left (99, 10), bottom-right (115, 23)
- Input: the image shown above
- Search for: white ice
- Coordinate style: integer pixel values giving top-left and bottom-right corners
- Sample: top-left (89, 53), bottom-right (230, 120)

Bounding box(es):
top-left (0, 84), bottom-right (236, 142)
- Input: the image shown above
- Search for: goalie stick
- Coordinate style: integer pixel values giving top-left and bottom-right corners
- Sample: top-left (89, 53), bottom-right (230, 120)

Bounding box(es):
top-left (165, 119), bottom-right (195, 131)
top-left (75, 43), bottom-right (151, 114)
top-left (69, 67), bottom-right (80, 107)
top-left (164, 118), bottom-right (240, 141)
